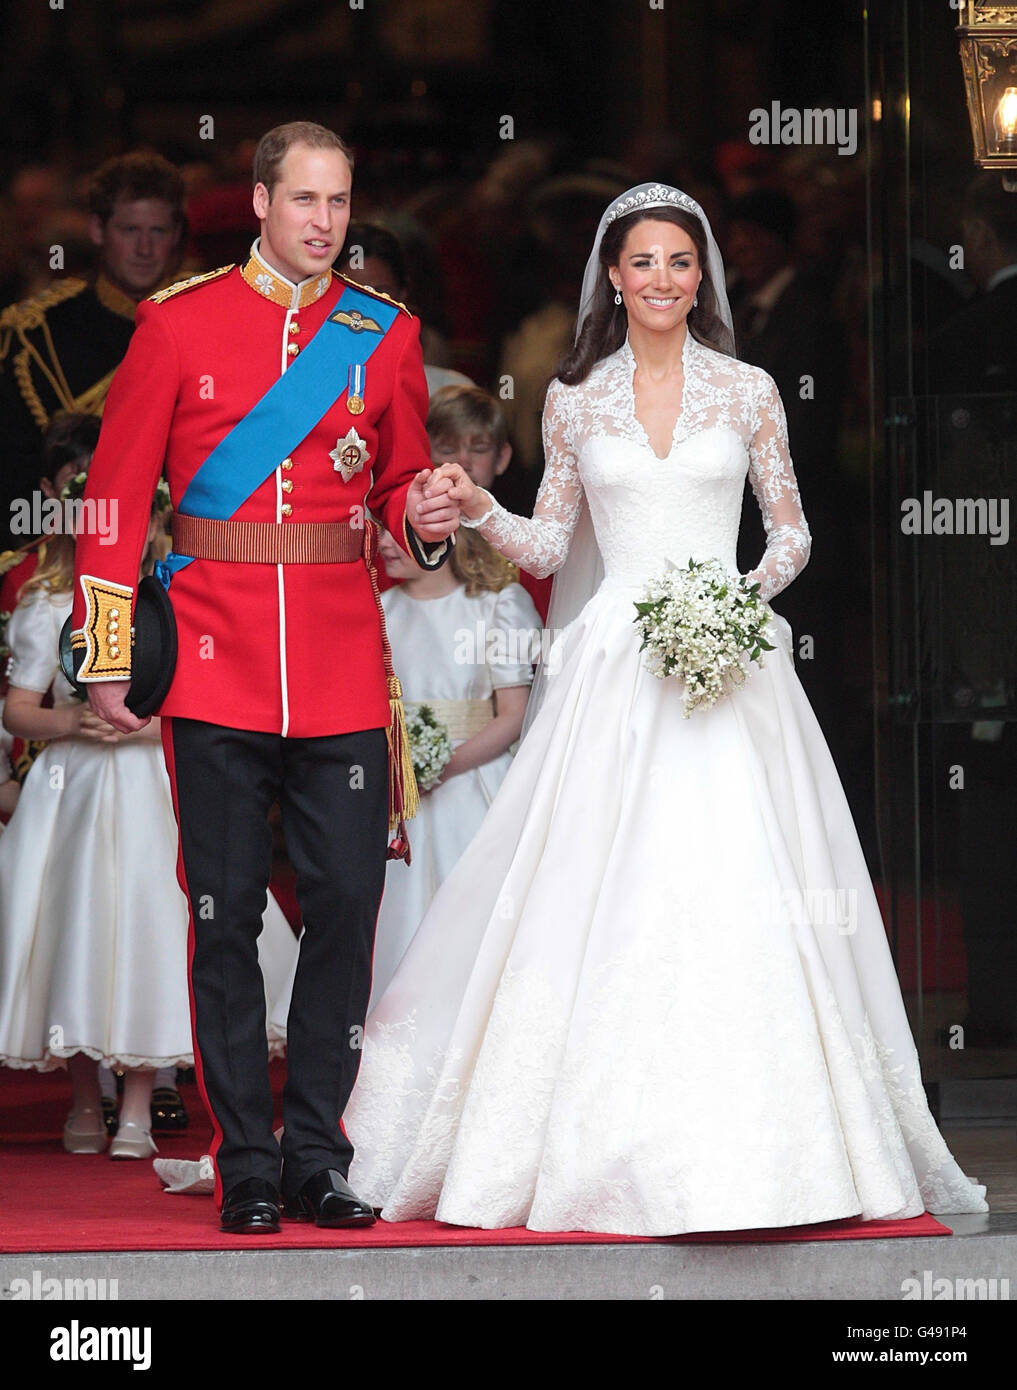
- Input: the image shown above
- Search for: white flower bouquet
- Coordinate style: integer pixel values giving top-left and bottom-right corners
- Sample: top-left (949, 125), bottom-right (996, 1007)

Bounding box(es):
top-left (404, 703), bottom-right (454, 790)
top-left (633, 558), bottom-right (775, 717)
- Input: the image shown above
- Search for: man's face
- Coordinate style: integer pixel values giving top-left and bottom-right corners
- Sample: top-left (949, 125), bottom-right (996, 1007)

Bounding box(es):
top-left (253, 145), bottom-right (352, 284)
top-left (91, 199), bottom-right (181, 298)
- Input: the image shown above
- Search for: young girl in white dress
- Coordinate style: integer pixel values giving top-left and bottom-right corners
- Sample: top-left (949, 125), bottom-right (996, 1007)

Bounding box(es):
top-left (368, 522), bottom-right (540, 1010)
top-left (267, 519), bottom-right (540, 1034)
top-left (0, 479), bottom-right (297, 1160)
top-left (339, 184), bottom-right (988, 1235)
top-left (0, 700), bottom-right (18, 822)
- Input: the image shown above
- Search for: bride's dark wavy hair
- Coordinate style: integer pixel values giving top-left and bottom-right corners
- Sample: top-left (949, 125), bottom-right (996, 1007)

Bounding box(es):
top-left (555, 206), bottom-right (733, 386)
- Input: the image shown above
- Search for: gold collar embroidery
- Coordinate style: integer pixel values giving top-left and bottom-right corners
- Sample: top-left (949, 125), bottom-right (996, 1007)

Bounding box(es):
top-left (241, 239), bottom-right (333, 310)
top-left (94, 274), bottom-right (140, 322)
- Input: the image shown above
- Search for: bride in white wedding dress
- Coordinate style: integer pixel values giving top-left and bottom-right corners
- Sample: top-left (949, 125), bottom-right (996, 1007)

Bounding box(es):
top-left (342, 183), bottom-right (987, 1235)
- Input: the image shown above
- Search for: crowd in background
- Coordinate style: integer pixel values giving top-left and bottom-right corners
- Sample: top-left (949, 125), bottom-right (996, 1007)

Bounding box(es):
top-left (2, 116), bottom-right (1016, 1071)
top-left (2, 129), bottom-right (1014, 859)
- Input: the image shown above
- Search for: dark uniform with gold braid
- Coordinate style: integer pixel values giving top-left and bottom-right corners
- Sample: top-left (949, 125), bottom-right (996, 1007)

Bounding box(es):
top-left (0, 275), bottom-right (143, 547)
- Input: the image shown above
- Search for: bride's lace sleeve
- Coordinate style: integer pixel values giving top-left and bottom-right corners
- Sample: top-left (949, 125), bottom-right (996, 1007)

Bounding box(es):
top-left (467, 378), bottom-right (584, 579)
top-left (743, 371), bottom-right (812, 602)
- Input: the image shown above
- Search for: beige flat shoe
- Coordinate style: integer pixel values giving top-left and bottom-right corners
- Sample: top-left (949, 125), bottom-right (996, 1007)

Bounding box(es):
top-left (63, 1108), bottom-right (109, 1154)
top-left (109, 1121), bottom-right (158, 1160)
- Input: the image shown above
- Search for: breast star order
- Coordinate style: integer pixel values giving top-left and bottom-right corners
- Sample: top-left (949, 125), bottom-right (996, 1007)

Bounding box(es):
top-left (330, 427), bottom-right (371, 483)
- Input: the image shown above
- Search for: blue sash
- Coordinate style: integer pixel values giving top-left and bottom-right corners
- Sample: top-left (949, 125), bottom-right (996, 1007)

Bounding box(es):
top-left (156, 283), bottom-right (399, 587)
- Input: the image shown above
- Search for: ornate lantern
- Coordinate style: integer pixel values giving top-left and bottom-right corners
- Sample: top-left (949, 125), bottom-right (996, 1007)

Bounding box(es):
top-left (957, 3), bottom-right (1017, 177)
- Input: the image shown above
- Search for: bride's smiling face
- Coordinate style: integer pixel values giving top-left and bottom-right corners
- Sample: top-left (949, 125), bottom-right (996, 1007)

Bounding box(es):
top-left (608, 219), bottom-right (702, 333)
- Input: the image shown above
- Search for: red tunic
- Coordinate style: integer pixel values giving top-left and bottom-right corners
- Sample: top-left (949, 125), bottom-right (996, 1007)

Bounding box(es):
top-left (71, 256), bottom-right (452, 737)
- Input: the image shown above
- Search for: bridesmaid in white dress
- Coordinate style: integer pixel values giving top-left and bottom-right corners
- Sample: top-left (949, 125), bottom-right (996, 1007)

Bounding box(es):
top-left (269, 523), bottom-right (541, 1028)
top-left (0, 698), bottom-right (18, 821)
top-left (367, 524), bottom-right (540, 1010)
top-left (340, 184), bottom-right (987, 1235)
top-left (0, 523), bottom-right (297, 1158)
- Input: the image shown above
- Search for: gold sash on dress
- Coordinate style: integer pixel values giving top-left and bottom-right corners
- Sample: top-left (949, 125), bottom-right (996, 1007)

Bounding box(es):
top-left (404, 696), bottom-right (495, 742)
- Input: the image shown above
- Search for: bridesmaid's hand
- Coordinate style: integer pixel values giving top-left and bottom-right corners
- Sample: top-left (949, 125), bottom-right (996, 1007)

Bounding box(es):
top-left (421, 755), bottom-right (458, 795)
top-left (78, 707), bottom-right (125, 744)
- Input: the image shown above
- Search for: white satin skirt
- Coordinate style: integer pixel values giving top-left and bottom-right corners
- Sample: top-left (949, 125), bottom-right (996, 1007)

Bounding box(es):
top-left (344, 578), bottom-right (988, 1234)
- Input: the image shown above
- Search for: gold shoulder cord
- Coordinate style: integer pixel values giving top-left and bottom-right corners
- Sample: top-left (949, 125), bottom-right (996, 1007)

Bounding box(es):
top-left (148, 264), bottom-right (234, 305)
top-left (0, 280), bottom-right (89, 430)
top-left (336, 272), bottom-right (412, 318)
top-left (75, 368), bottom-right (118, 416)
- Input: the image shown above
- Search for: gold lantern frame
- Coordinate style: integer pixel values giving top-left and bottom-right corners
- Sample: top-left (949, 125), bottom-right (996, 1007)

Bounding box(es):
top-left (957, 2), bottom-right (1017, 177)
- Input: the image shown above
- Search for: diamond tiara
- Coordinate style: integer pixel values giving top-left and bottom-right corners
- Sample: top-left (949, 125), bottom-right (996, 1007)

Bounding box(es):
top-left (603, 184), bottom-right (703, 226)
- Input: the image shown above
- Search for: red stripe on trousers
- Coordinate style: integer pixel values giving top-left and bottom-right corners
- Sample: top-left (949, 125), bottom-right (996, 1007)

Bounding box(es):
top-left (160, 715), bottom-right (226, 1210)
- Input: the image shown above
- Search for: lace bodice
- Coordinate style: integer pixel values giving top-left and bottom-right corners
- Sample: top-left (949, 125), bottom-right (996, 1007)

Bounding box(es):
top-left (474, 331), bottom-right (811, 603)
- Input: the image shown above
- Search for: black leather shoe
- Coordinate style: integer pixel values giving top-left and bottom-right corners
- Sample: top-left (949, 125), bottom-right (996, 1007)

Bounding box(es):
top-left (150, 1086), bottom-right (189, 1132)
top-left (282, 1169), bottom-right (376, 1228)
top-left (220, 1177), bottom-right (281, 1234)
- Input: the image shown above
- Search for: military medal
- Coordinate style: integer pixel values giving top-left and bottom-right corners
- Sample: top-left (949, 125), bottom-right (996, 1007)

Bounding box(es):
top-left (347, 362), bottom-right (365, 415)
top-left (330, 427), bottom-right (371, 483)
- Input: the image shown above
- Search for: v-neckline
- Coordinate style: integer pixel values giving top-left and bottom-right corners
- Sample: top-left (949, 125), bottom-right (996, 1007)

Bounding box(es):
top-left (623, 329), bottom-right (693, 462)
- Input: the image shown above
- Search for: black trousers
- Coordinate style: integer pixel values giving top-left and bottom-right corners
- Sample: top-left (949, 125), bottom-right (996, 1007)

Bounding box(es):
top-left (163, 716), bottom-right (389, 1199)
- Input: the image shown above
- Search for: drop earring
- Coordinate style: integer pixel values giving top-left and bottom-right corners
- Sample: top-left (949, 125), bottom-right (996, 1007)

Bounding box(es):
top-left (693, 295), bottom-right (699, 307)
top-left (613, 285), bottom-right (622, 305)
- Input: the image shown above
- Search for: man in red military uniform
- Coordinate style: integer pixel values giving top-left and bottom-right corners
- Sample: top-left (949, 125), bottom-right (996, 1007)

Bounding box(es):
top-left (71, 123), bottom-right (460, 1233)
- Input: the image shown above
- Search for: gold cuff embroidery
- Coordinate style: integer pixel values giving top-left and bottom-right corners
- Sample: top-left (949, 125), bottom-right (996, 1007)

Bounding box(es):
top-left (77, 575), bottom-right (133, 680)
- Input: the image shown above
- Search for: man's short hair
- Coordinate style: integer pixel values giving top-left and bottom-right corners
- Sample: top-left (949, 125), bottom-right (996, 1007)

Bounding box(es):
top-left (87, 152), bottom-right (186, 226)
top-left (427, 386), bottom-right (509, 453)
top-left (252, 122), bottom-right (355, 198)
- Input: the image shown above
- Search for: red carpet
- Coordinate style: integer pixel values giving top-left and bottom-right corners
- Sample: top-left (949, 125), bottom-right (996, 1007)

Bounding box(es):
top-left (873, 883), bottom-right (968, 992)
top-left (0, 1067), bottom-right (952, 1252)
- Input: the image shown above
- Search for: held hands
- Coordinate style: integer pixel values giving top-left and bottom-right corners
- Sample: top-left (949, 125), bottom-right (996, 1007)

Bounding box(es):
top-left (85, 680), bottom-right (151, 737)
top-left (406, 468), bottom-right (461, 543)
top-left (427, 463), bottom-right (491, 522)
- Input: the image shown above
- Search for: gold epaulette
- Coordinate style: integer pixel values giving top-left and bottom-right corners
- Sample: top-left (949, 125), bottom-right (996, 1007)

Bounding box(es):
top-left (0, 278), bottom-right (88, 359)
top-left (337, 272), bottom-right (412, 318)
top-left (148, 264), bottom-right (235, 305)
